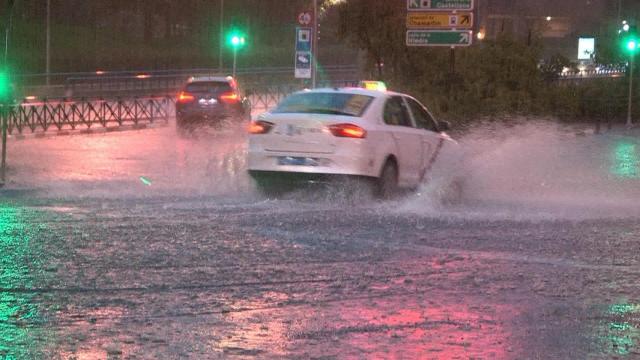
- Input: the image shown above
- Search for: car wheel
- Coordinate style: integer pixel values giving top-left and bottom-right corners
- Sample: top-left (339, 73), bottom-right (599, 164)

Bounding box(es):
top-left (376, 160), bottom-right (398, 199)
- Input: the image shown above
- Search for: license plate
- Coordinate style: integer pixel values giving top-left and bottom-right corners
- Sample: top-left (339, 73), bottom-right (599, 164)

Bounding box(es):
top-left (277, 156), bottom-right (319, 166)
top-left (198, 99), bottom-right (218, 107)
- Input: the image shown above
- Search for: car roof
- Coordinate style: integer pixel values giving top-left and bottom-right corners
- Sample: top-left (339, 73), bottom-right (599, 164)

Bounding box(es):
top-left (295, 87), bottom-right (403, 98)
top-left (187, 76), bottom-right (233, 83)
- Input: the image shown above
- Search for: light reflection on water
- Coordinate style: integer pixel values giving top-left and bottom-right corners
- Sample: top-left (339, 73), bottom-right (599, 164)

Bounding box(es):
top-left (56, 307), bottom-right (136, 360)
top-left (598, 303), bottom-right (640, 356)
top-left (0, 206), bottom-right (52, 359)
top-left (611, 141), bottom-right (640, 179)
top-left (217, 294), bottom-right (291, 357)
top-left (8, 126), bottom-right (251, 198)
top-left (284, 297), bottom-right (515, 359)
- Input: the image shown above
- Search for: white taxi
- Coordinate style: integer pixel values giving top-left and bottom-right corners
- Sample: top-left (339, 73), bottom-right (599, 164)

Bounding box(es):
top-left (247, 86), bottom-right (457, 197)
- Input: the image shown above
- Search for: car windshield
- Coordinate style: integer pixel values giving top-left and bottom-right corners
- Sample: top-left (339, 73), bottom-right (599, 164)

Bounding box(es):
top-left (185, 81), bottom-right (232, 93)
top-left (272, 92), bottom-right (374, 117)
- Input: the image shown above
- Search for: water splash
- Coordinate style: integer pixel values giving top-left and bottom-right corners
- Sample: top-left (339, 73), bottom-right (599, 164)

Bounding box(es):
top-left (397, 120), bottom-right (640, 220)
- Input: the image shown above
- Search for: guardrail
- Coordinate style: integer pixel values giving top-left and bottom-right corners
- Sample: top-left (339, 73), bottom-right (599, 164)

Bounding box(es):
top-left (16, 66), bottom-right (360, 99)
top-left (0, 80), bottom-right (364, 136)
top-left (0, 97), bottom-right (171, 135)
top-left (558, 69), bottom-right (626, 80)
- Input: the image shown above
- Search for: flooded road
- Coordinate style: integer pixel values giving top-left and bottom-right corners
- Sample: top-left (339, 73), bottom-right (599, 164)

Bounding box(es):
top-left (1, 121), bottom-right (640, 359)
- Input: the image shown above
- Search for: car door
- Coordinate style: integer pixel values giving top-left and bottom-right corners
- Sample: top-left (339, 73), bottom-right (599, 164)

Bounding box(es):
top-left (382, 96), bottom-right (423, 186)
top-left (406, 97), bottom-right (445, 181)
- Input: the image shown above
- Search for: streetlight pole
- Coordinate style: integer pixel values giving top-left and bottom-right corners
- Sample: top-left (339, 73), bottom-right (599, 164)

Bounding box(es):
top-left (46, 0), bottom-right (51, 86)
top-left (3, 4), bottom-right (12, 63)
top-left (618, 0), bottom-right (622, 26)
top-left (219, 0), bottom-right (224, 72)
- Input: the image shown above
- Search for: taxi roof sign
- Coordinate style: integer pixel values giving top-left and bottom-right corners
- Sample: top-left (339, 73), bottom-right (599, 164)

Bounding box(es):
top-left (359, 81), bottom-right (387, 91)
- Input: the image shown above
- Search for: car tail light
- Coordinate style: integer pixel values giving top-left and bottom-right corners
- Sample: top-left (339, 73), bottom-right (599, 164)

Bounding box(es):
top-left (177, 91), bottom-right (195, 103)
top-left (328, 123), bottom-right (367, 139)
top-left (220, 91), bottom-right (239, 104)
top-left (248, 120), bottom-right (274, 134)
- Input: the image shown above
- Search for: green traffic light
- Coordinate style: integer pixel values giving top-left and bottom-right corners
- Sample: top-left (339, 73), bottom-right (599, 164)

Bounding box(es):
top-left (227, 30), bottom-right (247, 49)
top-left (621, 23), bottom-right (640, 54)
top-left (0, 71), bottom-right (10, 102)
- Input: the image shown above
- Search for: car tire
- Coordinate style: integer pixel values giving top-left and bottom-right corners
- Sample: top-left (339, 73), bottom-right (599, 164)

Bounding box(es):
top-left (376, 160), bottom-right (398, 199)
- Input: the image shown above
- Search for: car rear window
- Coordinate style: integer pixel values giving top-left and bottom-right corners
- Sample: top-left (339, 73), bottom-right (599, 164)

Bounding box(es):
top-left (185, 81), bottom-right (232, 93)
top-left (272, 92), bottom-right (374, 117)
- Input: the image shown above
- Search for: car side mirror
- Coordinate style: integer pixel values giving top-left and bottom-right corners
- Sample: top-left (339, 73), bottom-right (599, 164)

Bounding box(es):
top-left (438, 120), bottom-right (451, 132)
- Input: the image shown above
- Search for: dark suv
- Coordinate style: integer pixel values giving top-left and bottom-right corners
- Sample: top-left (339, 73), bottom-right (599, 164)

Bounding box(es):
top-left (175, 76), bottom-right (251, 129)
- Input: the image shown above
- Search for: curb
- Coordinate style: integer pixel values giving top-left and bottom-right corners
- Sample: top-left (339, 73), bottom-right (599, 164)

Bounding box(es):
top-left (7, 121), bottom-right (172, 141)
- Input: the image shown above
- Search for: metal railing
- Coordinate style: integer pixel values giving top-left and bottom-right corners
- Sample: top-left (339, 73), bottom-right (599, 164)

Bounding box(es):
top-left (16, 65), bottom-right (360, 99)
top-left (557, 68), bottom-right (626, 80)
top-left (0, 78), bottom-right (364, 137)
top-left (1, 97), bottom-right (171, 135)
top-left (246, 80), bottom-right (360, 112)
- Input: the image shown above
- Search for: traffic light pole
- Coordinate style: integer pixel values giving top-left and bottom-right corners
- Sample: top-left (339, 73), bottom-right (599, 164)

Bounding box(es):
top-left (1, 1), bottom-right (14, 186)
top-left (232, 47), bottom-right (237, 78)
top-left (1, 104), bottom-right (6, 186)
top-left (628, 55), bottom-right (634, 128)
top-left (312, 0), bottom-right (318, 88)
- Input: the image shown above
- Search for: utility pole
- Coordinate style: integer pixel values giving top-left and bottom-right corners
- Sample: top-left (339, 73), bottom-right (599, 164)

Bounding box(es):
top-left (46, 0), bottom-right (51, 85)
top-left (312, 0), bottom-right (318, 88)
top-left (219, 0), bottom-right (224, 72)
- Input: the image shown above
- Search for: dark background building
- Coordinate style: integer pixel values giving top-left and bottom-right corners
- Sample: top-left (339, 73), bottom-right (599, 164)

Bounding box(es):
top-left (2, 0), bottom-right (640, 74)
top-left (1, 0), bottom-right (355, 75)
top-left (478, 0), bottom-right (640, 61)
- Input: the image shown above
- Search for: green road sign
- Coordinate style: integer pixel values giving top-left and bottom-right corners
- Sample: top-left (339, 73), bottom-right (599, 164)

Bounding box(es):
top-left (407, 0), bottom-right (474, 11)
top-left (406, 30), bottom-right (472, 47)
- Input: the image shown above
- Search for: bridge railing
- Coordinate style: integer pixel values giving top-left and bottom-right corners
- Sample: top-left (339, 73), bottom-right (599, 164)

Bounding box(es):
top-left (1, 79), bottom-right (363, 135)
top-left (1, 97), bottom-right (171, 135)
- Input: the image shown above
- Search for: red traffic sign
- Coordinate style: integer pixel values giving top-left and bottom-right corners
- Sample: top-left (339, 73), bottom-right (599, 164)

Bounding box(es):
top-left (298, 11), bottom-right (313, 26)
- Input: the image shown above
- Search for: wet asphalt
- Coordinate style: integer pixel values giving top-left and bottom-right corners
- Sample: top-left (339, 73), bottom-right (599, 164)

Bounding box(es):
top-left (1, 121), bottom-right (640, 359)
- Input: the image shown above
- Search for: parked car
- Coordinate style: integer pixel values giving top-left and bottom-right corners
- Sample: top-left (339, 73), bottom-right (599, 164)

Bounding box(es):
top-left (175, 76), bottom-right (251, 130)
top-left (247, 86), bottom-right (458, 198)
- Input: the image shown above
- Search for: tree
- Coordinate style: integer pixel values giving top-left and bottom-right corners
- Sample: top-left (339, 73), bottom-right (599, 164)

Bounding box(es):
top-left (336, 0), bottom-right (404, 80)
